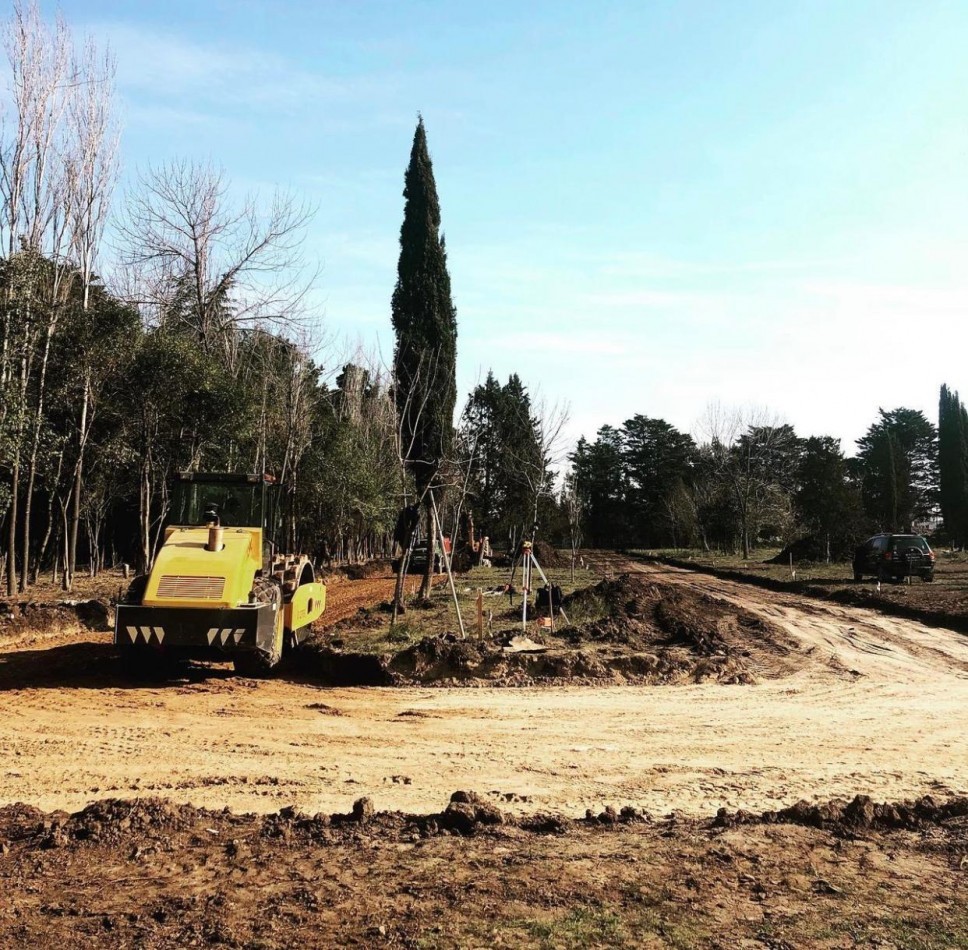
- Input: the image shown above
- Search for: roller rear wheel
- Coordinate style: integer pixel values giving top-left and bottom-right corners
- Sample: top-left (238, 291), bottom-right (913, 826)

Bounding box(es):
top-left (233, 578), bottom-right (284, 677)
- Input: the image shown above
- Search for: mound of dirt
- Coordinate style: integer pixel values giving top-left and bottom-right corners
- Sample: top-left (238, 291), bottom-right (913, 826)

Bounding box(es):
top-left (768, 536), bottom-right (855, 564)
top-left (2, 792), bottom-right (965, 949)
top-left (297, 573), bottom-right (799, 687)
top-left (334, 559), bottom-right (393, 581)
top-left (557, 573), bottom-right (798, 684)
top-left (36, 798), bottom-right (203, 849)
top-left (532, 540), bottom-right (567, 568)
top-left (0, 598), bottom-right (110, 637)
top-left (714, 793), bottom-right (968, 833)
top-left (5, 791), bottom-right (966, 856)
top-left (257, 790), bottom-right (547, 844)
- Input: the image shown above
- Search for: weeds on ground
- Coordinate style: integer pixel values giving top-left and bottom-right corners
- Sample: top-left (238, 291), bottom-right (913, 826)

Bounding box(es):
top-left (497, 907), bottom-right (628, 948)
top-left (329, 562), bottom-right (599, 654)
top-left (806, 913), bottom-right (968, 950)
top-left (556, 591), bottom-right (609, 628)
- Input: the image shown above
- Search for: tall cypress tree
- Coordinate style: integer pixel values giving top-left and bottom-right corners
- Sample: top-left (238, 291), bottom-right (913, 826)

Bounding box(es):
top-left (391, 117), bottom-right (458, 599)
top-left (939, 384), bottom-right (968, 546)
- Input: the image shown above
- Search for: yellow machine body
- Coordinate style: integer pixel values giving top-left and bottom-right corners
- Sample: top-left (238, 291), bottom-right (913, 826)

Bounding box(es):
top-left (115, 472), bottom-right (325, 675)
top-left (284, 581), bottom-right (327, 631)
top-left (131, 523), bottom-right (325, 640)
top-left (144, 526), bottom-right (263, 609)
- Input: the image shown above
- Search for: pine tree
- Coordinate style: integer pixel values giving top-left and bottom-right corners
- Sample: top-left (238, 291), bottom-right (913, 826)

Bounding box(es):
top-left (569, 427), bottom-right (627, 548)
top-left (857, 408), bottom-right (938, 532)
top-left (391, 117), bottom-right (458, 600)
top-left (795, 436), bottom-right (864, 560)
top-left (460, 372), bottom-right (546, 551)
top-left (620, 415), bottom-right (698, 546)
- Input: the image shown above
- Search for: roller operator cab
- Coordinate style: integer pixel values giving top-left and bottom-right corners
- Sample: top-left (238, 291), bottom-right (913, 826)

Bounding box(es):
top-left (115, 473), bottom-right (326, 677)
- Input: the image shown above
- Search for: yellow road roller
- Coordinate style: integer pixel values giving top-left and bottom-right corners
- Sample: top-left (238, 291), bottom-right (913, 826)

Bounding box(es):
top-left (115, 472), bottom-right (325, 676)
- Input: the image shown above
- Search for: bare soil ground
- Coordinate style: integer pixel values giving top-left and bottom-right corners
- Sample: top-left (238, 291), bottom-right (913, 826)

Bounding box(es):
top-left (636, 547), bottom-right (968, 632)
top-left (1, 792), bottom-right (966, 948)
top-left (2, 555), bottom-right (968, 946)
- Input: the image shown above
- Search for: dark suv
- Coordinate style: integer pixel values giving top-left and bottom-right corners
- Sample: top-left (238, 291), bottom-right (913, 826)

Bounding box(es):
top-left (852, 534), bottom-right (935, 583)
top-left (391, 541), bottom-right (443, 575)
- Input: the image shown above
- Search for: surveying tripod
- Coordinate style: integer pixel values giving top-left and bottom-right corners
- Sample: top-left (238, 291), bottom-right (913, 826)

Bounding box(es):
top-left (508, 541), bottom-right (569, 632)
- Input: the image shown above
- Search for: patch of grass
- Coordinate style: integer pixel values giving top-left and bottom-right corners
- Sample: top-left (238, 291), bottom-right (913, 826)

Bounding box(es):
top-left (808, 912), bottom-right (968, 950)
top-left (496, 905), bottom-right (711, 950)
top-left (385, 619), bottom-right (423, 645)
top-left (878, 914), bottom-right (968, 950)
top-left (559, 591), bottom-right (609, 628)
top-left (504, 907), bottom-right (629, 948)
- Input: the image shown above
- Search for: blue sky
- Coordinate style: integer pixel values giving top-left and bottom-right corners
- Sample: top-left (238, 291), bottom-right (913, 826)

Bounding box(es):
top-left (59, 0), bottom-right (968, 454)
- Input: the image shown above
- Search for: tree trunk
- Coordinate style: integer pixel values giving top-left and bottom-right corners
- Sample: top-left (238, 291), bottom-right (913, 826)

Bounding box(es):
top-left (391, 524), bottom-right (417, 623)
top-left (59, 496), bottom-right (70, 591)
top-left (6, 459), bottom-right (19, 596)
top-left (418, 496), bottom-right (436, 601)
top-left (33, 451), bottom-right (64, 583)
top-left (139, 462), bottom-right (151, 574)
top-left (67, 374), bottom-right (91, 589)
top-left (20, 315), bottom-right (60, 592)
top-left (20, 458), bottom-right (36, 593)
top-left (50, 520), bottom-right (60, 584)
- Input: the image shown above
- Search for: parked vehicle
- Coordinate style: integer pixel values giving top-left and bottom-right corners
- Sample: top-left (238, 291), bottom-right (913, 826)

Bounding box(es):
top-left (392, 537), bottom-right (451, 574)
top-left (852, 533), bottom-right (936, 583)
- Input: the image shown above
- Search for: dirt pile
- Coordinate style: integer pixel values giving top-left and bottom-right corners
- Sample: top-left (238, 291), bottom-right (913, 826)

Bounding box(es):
top-left (9, 791), bottom-right (963, 856)
top-left (1, 791), bottom-right (546, 852)
top-left (261, 790), bottom-right (516, 842)
top-left (0, 598), bottom-right (110, 638)
top-left (298, 572), bottom-right (800, 687)
top-left (29, 798), bottom-right (202, 850)
top-left (557, 573), bottom-right (799, 684)
top-left (2, 792), bottom-right (964, 949)
top-left (332, 559), bottom-right (393, 581)
top-left (715, 793), bottom-right (968, 833)
top-left (532, 539), bottom-right (567, 567)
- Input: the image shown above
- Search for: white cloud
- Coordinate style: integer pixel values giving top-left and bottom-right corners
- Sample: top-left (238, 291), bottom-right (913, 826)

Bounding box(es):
top-left (90, 21), bottom-right (389, 120)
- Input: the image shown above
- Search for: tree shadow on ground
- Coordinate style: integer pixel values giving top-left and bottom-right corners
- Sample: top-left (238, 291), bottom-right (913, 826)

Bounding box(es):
top-left (0, 640), bottom-right (237, 691)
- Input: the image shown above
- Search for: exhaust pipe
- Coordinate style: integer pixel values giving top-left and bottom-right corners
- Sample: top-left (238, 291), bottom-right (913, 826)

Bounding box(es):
top-left (207, 525), bottom-right (225, 552)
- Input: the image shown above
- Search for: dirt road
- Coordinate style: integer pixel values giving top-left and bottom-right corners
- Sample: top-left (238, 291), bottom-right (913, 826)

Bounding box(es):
top-left (1, 556), bottom-right (966, 818)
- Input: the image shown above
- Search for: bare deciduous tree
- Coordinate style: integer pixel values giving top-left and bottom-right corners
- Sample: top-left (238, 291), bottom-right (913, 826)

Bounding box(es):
top-left (119, 160), bottom-right (315, 364)
top-left (63, 31), bottom-right (119, 589)
top-left (0, 0), bottom-right (118, 592)
top-left (697, 402), bottom-right (798, 559)
top-left (0, 0), bottom-right (71, 593)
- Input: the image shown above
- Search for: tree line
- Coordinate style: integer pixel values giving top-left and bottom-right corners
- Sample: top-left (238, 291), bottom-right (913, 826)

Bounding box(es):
top-left (567, 394), bottom-right (968, 559)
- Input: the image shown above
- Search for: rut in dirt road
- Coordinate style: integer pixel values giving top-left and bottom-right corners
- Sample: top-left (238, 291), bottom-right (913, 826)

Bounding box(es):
top-left (596, 554), bottom-right (968, 683)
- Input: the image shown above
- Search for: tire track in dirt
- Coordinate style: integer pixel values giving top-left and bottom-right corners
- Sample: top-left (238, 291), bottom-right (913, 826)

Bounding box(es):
top-left (595, 553), bottom-right (968, 682)
top-left (315, 573), bottom-right (448, 629)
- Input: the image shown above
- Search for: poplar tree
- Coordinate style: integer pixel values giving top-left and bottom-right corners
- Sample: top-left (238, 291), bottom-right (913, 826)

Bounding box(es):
top-left (391, 117), bottom-right (458, 600)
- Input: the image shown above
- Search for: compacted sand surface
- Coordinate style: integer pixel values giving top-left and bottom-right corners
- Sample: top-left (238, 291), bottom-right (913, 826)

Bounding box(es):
top-left (1, 556), bottom-right (965, 819)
